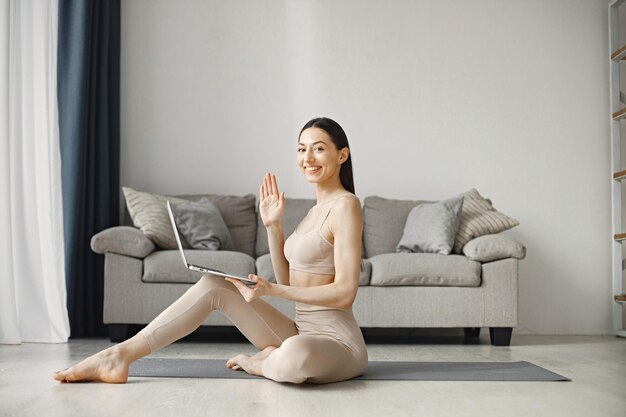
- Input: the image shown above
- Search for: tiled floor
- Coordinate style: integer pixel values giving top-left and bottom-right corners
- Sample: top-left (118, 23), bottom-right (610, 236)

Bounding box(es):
top-left (1, 334), bottom-right (625, 417)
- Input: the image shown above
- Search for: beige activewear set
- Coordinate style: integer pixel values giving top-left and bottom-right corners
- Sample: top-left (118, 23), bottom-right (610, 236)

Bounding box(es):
top-left (137, 194), bottom-right (368, 384)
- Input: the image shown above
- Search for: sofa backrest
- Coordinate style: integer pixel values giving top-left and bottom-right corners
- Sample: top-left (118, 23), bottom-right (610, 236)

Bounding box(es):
top-left (173, 193), bottom-right (258, 258)
top-left (119, 191), bottom-right (425, 259)
top-left (362, 195), bottom-right (432, 258)
top-left (255, 198), bottom-right (316, 257)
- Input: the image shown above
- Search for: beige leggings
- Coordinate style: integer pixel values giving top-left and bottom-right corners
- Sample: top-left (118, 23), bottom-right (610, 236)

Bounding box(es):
top-left (136, 274), bottom-right (368, 384)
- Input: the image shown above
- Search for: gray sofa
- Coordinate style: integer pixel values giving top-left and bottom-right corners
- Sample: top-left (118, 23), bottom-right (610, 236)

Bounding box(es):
top-left (91, 193), bottom-right (526, 346)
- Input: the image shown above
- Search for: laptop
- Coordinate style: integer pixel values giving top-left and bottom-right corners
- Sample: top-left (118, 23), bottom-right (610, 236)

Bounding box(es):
top-left (166, 200), bottom-right (257, 288)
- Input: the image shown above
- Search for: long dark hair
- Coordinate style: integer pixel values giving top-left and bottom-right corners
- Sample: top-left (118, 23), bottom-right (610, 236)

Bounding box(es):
top-left (299, 117), bottom-right (355, 194)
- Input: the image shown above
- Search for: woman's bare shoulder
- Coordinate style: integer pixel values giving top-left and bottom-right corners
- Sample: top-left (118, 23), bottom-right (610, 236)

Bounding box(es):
top-left (335, 192), bottom-right (361, 207)
top-left (332, 194), bottom-right (363, 219)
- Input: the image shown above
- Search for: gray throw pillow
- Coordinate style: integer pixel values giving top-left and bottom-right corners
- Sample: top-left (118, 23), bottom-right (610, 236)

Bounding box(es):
top-left (170, 198), bottom-right (234, 250)
top-left (462, 233), bottom-right (526, 262)
top-left (396, 194), bottom-right (464, 255)
top-left (90, 226), bottom-right (157, 258)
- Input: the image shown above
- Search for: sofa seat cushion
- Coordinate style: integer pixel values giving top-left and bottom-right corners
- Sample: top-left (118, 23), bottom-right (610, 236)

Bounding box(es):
top-left (254, 253), bottom-right (278, 283)
top-left (368, 253), bottom-right (481, 287)
top-left (143, 250), bottom-right (256, 284)
top-left (255, 253), bottom-right (372, 286)
top-left (359, 258), bottom-right (372, 286)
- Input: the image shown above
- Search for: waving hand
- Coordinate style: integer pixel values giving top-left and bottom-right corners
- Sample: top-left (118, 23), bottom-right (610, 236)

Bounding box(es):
top-left (259, 173), bottom-right (285, 228)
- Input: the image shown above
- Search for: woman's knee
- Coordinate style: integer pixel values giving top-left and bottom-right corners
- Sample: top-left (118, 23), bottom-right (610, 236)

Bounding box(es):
top-left (196, 273), bottom-right (236, 291)
top-left (187, 274), bottom-right (240, 309)
top-left (262, 336), bottom-right (317, 384)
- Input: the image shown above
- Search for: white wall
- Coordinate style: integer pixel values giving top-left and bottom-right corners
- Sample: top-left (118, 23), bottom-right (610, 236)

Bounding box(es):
top-left (121, 0), bottom-right (613, 335)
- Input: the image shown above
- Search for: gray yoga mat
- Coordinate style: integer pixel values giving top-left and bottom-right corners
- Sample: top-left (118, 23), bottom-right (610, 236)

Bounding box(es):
top-left (128, 358), bottom-right (571, 382)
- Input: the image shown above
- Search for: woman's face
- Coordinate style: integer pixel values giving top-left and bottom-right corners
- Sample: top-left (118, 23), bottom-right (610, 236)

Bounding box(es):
top-left (297, 127), bottom-right (348, 184)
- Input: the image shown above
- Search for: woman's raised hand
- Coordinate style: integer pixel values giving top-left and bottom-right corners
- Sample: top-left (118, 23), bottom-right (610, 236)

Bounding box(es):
top-left (259, 173), bottom-right (285, 228)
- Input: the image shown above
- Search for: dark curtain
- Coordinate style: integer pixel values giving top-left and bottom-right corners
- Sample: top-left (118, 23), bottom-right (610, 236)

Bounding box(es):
top-left (57, 0), bottom-right (121, 337)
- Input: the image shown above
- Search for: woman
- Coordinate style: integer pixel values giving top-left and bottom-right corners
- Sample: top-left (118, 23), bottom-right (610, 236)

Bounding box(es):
top-left (52, 117), bottom-right (368, 384)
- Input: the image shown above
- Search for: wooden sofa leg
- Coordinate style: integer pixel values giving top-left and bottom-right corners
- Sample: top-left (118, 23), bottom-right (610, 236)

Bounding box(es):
top-left (109, 324), bottom-right (131, 343)
top-left (463, 327), bottom-right (481, 338)
top-left (489, 327), bottom-right (513, 346)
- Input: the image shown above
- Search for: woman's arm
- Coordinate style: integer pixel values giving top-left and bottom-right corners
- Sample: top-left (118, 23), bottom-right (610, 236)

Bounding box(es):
top-left (267, 196), bottom-right (363, 309)
top-left (266, 224), bottom-right (290, 286)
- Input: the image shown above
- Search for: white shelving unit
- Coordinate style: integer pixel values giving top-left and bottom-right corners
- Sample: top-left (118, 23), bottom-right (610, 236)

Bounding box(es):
top-left (609, 0), bottom-right (626, 338)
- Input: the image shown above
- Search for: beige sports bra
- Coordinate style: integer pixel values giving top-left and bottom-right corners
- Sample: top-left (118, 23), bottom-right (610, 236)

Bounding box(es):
top-left (283, 194), bottom-right (355, 275)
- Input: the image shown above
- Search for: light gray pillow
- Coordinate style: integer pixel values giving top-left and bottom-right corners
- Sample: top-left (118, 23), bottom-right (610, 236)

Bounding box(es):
top-left (90, 226), bottom-right (156, 258)
top-left (362, 196), bottom-right (431, 258)
top-left (175, 193), bottom-right (257, 258)
top-left (396, 194), bottom-right (464, 255)
top-left (170, 198), bottom-right (234, 250)
top-left (462, 233), bottom-right (526, 262)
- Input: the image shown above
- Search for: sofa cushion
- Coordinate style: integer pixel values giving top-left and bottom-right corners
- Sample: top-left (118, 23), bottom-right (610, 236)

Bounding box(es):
top-left (176, 193), bottom-right (257, 258)
top-left (396, 193), bottom-right (464, 255)
top-left (255, 253), bottom-right (372, 286)
top-left (363, 196), bottom-right (431, 258)
top-left (254, 253), bottom-right (279, 283)
top-left (122, 186), bottom-right (192, 249)
top-left (453, 188), bottom-right (519, 253)
top-left (170, 198), bottom-right (234, 250)
top-left (462, 233), bottom-right (526, 262)
top-left (368, 253), bottom-right (481, 287)
top-left (91, 226), bottom-right (156, 258)
top-left (255, 198), bottom-right (316, 257)
top-left (143, 250), bottom-right (256, 284)
top-left (359, 258), bottom-right (372, 286)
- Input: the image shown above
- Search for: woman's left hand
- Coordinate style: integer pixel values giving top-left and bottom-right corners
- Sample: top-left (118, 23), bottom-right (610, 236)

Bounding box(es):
top-left (225, 274), bottom-right (272, 302)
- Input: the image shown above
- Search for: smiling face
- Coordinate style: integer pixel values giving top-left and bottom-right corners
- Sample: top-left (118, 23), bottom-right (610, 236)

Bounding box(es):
top-left (297, 127), bottom-right (349, 185)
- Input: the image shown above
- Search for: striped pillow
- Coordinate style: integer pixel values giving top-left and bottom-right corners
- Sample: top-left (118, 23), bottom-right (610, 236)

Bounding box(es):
top-left (453, 189), bottom-right (519, 254)
top-left (122, 186), bottom-right (191, 250)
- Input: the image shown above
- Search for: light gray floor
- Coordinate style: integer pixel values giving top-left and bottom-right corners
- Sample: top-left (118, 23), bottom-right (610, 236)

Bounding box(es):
top-left (1, 334), bottom-right (625, 417)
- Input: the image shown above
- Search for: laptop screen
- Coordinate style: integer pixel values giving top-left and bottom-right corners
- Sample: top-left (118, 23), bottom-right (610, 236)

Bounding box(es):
top-left (166, 200), bottom-right (189, 267)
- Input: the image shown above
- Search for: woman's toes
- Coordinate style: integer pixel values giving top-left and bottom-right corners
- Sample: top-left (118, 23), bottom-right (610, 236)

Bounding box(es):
top-left (226, 361), bottom-right (242, 370)
top-left (227, 354), bottom-right (247, 371)
top-left (53, 367), bottom-right (78, 382)
top-left (55, 367), bottom-right (83, 382)
top-left (52, 370), bottom-right (66, 382)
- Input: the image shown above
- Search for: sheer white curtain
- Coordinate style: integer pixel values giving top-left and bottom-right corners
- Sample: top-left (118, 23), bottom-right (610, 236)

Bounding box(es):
top-left (0, 0), bottom-right (69, 344)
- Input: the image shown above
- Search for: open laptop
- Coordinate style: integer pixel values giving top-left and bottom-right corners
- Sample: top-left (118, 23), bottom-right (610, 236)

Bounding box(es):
top-left (166, 200), bottom-right (257, 288)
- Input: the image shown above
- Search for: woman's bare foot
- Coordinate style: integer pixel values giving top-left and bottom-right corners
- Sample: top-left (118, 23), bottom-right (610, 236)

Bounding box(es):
top-left (226, 346), bottom-right (277, 376)
top-left (52, 334), bottom-right (151, 384)
top-left (52, 346), bottom-right (130, 384)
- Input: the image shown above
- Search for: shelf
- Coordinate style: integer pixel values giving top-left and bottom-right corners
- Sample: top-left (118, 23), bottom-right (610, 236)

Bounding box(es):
top-left (611, 44), bottom-right (626, 60)
top-left (612, 107), bottom-right (626, 119)
top-left (608, 1), bottom-right (625, 338)
top-left (613, 233), bottom-right (626, 241)
top-left (613, 170), bottom-right (626, 180)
